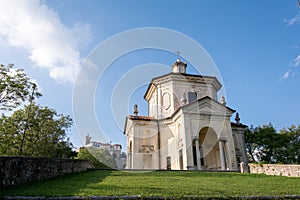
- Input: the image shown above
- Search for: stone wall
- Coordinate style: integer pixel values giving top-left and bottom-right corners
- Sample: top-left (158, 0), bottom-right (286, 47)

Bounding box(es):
top-left (0, 156), bottom-right (94, 188)
top-left (249, 163), bottom-right (300, 178)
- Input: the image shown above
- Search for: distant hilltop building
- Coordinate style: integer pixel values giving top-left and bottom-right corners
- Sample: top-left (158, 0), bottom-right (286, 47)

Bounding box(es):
top-left (124, 58), bottom-right (248, 171)
top-left (84, 134), bottom-right (122, 156)
top-left (84, 134), bottom-right (126, 169)
top-left (84, 134), bottom-right (122, 155)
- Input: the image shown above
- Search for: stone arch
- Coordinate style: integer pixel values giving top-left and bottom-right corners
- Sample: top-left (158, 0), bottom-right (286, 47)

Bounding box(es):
top-left (193, 127), bottom-right (223, 170)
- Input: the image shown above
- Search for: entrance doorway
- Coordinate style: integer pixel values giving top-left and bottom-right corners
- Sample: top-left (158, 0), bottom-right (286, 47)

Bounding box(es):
top-left (179, 149), bottom-right (183, 170)
top-left (197, 127), bottom-right (223, 170)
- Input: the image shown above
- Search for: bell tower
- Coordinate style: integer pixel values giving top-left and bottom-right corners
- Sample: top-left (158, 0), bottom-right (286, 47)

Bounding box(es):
top-left (144, 57), bottom-right (221, 119)
top-left (172, 58), bottom-right (187, 74)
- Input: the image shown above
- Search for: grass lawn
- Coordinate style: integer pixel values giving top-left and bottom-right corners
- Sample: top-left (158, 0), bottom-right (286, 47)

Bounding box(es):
top-left (0, 170), bottom-right (299, 198)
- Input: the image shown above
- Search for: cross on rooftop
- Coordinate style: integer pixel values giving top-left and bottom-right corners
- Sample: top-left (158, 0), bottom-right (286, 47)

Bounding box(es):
top-left (175, 50), bottom-right (182, 60)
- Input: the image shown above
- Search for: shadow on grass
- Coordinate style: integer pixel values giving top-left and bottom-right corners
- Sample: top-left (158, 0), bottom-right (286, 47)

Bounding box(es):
top-left (0, 169), bottom-right (112, 197)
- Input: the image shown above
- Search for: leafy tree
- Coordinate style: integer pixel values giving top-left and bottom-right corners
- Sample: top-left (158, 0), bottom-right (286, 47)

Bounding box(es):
top-left (244, 125), bottom-right (260, 162)
top-left (257, 124), bottom-right (278, 163)
top-left (0, 64), bottom-right (75, 158)
top-left (0, 103), bottom-right (74, 158)
top-left (0, 64), bottom-right (41, 110)
top-left (277, 125), bottom-right (300, 164)
top-left (245, 124), bottom-right (300, 164)
top-left (289, 125), bottom-right (300, 163)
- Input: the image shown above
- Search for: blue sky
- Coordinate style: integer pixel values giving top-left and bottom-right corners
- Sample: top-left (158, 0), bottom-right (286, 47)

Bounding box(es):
top-left (1, 0), bottom-right (300, 149)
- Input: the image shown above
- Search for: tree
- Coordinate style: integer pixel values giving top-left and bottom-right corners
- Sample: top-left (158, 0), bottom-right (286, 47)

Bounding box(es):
top-left (0, 103), bottom-right (74, 158)
top-left (244, 125), bottom-right (260, 162)
top-left (277, 125), bottom-right (300, 164)
top-left (0, 64), bottom-right (75, 158)
top-left (289, 125), bottom-right (300, 164)
top-left (258, 124), bottom-right (280, 163)
top-left (0, 64), bottom-right (41, 110)
top-left (245, 124), bottom-right (300, 164)
top-left (245, 124), bottom-right (278, 163)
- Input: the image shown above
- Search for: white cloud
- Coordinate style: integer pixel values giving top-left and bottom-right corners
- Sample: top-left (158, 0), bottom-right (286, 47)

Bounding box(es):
top-left (282, 71), bottom-right (290, 79)
top-left (281, 70), bottom-right (296, 81)
top-left (285, 11), bottom-right (300, 26)
top-left (0, 0), bottom-right (91, 83)
top-left (292, 54), bottom-right (300, 67)
top-left (285, 12), bottom-right (300, 79)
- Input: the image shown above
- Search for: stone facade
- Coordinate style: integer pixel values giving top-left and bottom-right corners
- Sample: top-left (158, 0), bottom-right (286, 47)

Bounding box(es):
top-left (124, 59), bottom-right (248, 171)
top-left (249, 163), bottom-right (300, 178)
top-left (0, 156), bottom-right (93, 188)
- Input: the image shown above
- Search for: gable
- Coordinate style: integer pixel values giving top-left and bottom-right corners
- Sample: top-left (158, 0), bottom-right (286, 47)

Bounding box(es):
top-left (181, 96), bottom-right (235, 116)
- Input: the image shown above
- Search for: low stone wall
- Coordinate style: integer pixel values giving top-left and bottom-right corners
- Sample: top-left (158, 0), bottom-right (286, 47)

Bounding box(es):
top-left (249, 163), bottom-right (300, 177)
top-left (0, 156), bottom-right (94, 188)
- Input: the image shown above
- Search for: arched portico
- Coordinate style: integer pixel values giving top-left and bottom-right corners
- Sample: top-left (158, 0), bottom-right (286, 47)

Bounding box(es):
top-left (193, 127), bottom-right (229, 170)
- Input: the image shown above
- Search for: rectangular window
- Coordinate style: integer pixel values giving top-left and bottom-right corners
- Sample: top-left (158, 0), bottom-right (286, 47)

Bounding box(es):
top-left (188, 92), bottom-right (197, 103)
top-left (179, 150), bottom-right (183, 170)
top-left (166, 156), bottom-right (171, 170)
top-left (192, 146), bottom-right (197, 166)
top-left (236, 157), bottom-right (241, 164)
top-left (201, 158), bottom-right (205, 166)
top-left (200, 147), bottom-right (205, 166)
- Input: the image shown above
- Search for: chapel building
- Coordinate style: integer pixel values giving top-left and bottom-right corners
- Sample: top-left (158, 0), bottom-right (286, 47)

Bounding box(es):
top-left (124, 58), bottom-right (248, 171)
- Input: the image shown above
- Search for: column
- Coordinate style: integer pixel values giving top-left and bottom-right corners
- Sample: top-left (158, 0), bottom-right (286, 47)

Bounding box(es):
top-left (184, 115), bottom-right (194, 169)
top-left (127, 153), bottom-right (131, 169)
top-left (195, 139), bottom-right (202, 170)
top-left (219, 140), bottom-right (225, 170)
top-left (131, 140), bottom-right (134, 169)
top-left (225, 141), bottom-right (232, 170)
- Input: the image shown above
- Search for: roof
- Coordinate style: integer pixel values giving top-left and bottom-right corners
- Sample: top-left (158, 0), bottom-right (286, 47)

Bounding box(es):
top-left (231, 122), bottom-right (248, 128)
top-left (169, 95), bottom-right (235, 118)
top-left (183, 96), bottom-right (235, 112)
top-left (124, 95), bottom-right (236, 135)
top-left (128, 96), bottom-right (236, 121)
top-left (143, 72), bottom-right (222, 101)
top-left (123, 115), bottom-right (158, 135)
top-left (127, 115), bottom-right (156, 121)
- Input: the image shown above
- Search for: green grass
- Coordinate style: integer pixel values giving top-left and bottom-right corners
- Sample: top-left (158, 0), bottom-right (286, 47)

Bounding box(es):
top-left (0, 170), bottom-right (299, 198)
